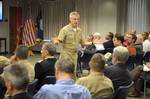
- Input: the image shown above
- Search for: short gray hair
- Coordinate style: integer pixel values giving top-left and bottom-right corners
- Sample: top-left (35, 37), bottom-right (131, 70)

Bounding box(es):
top-left (69, 11), bottom-right (80, 18)
top-left (3, 63), bottom-right (29, 90)
top-left (42, 43), bottom-right (56, 56)
top-left (113, 46), bottom-right (129, 62)
top-left (55, 58), bottom-right (74, 74)
top-left (93, 32), bottom-right (101, 40)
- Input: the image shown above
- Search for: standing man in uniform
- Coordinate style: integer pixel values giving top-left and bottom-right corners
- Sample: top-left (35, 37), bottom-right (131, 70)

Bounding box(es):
top-left (53, 11), bottom-right (91, 74)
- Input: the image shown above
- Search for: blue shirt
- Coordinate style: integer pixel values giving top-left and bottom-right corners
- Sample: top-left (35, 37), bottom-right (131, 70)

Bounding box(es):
top-left (34, 79), bottom-right (92, 99)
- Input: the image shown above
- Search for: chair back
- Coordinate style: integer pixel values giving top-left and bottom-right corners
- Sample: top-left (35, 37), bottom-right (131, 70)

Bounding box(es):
top-left (112, 81), bottom-right (134, 99)
top-left (27, 79), bottom-right (38, 96)
top-left (41, 76), bottom-right (56, 85)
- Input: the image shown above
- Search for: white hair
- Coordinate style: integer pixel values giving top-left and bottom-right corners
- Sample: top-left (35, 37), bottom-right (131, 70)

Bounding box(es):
top-left (69, 11), bottom-right (80, 18)
top-left (3, 63), bottom-right (29, 90)
top-left (113, 46), bottom-right (129, 62)
top-left (93, 32), bottom-right (101, 40)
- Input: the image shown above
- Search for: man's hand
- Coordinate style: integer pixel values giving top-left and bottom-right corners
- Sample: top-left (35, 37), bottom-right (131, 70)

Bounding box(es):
top-left (52, 37), bottom-right (60, 44)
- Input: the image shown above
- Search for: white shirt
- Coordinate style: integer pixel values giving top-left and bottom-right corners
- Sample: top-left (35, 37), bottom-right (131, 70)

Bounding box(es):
top-left (143, 39), bottom-right (150, 53)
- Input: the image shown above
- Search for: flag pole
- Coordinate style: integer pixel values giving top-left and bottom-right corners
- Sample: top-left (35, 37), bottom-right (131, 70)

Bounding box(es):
top-left (15, 0), bottom-right (22, 49)
top-left (28, 0), bottom-right (35, 57)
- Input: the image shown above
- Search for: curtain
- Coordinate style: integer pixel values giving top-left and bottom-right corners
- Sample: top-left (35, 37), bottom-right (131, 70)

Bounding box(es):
top-left (21, 0), bottom-right (118, 40)
top-left (127, 0), bottom-right (150, 33)
top-left (21, 0), bottom-right (150, 39)
top-left (42, 0), bottom-right (75, 39)
top-left (37, 0), bottom-right (117, 40)
top-left (116, 0), bottom-right (127, 34)
top-left (76, 0), bottom-right (118, 39)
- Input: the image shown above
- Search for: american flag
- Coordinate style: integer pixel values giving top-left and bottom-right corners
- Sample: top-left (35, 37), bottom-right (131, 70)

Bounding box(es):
top-left (22, 18), bottom-right (36, 47)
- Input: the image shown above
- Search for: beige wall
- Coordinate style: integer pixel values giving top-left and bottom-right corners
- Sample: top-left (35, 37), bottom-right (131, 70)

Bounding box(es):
top-left (0, 0), bottom-right (9, 52)
top-left (0, 0), bottom-right (22, 52)
top-left (90, 0), bottom-right (117, 39)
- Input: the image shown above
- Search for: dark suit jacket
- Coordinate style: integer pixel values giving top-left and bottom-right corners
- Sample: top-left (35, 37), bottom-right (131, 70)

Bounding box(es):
top-left (0, 76), bottom-right (6, 99)
top-left (78, 44), bottom-right (96, 69)
top-left (34, 58), bottom-right (57, 90)
top-left (103, 40), bottom-right (114, 53)
top-left (104, 63), bottom-right (132, 91)
top-left (11, 92), bottom-right (34, 99)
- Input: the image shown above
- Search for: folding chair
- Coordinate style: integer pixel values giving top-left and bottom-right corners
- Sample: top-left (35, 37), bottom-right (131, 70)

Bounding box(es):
top-left (41, 76), bottom-right (56, 85)
top-left (112, 81), bottom-right (134, 99)
top-left (27, 79), bottom-right (38, 96)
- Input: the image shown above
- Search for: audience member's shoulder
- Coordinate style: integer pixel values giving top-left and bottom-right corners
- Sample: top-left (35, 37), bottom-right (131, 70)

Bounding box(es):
top-left (76, 76), bottom-right (88, 84)
top-left (104, 75), bottom-right (113, 82)
top-left (0, 56), bottom-right (10, 66)
top-left (37, 59), bottom-right (43, 63)
top-left (40, 84), bottom-right (54, 92)
top-left (105, 64), bottom-right (115, 70)
top-left (75, 83), bottom-right (90, 92)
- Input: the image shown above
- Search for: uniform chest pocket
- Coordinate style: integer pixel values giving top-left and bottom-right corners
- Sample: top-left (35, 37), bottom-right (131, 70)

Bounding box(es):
top-left (65, 33), bottom-right (74, 43)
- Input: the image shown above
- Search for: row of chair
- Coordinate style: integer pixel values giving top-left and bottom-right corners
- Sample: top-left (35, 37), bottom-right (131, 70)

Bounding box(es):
top-left (28, 76), bottom-right (134, 99)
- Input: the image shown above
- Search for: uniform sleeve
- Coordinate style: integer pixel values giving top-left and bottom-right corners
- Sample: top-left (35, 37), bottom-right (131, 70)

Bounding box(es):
top-left (58, 28), bottom-right (66, 42)
top-left (76, 78), bottom-right (84, 85)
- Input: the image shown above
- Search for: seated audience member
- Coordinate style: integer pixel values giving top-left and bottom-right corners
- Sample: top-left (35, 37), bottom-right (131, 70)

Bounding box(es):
top-left (114, 35), bottom-right (124, 46)
top-left (0, 56), bottom-right (10, 99)
top-left (135, 34), bottom-right (143, 55)
top-left (123, 33), bottom-right (137, 70)
top-left (78, 34), bottom-right (96, 69)
top-left (123, 33), bottom-right (130, 47)
top-left (34, 43), bottom-right (57, 90)
top-left (93, 32), bottom-right (102, 44)
top-left (93, 32), bottom-right (105, 51)
top-left (134, 34), bottom-right (143, 65)
top-left (34, 58), bottom-right (92, 99)
top-left (83, 34), bottom-right (96, 55)
top-left (103, 32), bottom-right (114, 52)
top-left (10, 45), bottom-right (35, 81)
top-left (0, 56), bottom-right (10, 74)
top-left (104, 46), bottom-right (132, 91)
top-left (76, 53), bottom-right (113, 99)
top-left (3, 63), bottom-right (34, 99)
top-left (143, 34), bottom-right (150, 54)
top-left (142, 32), bottom-right (149, 41)
top-left (129, 62), bottom-right (150, 97)
top-left (124, 33), bottom-right (137, 56)
top-left (142, 32), bottom-right (150, 62)
top-left (114, 33), bottom-right (122, 38)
